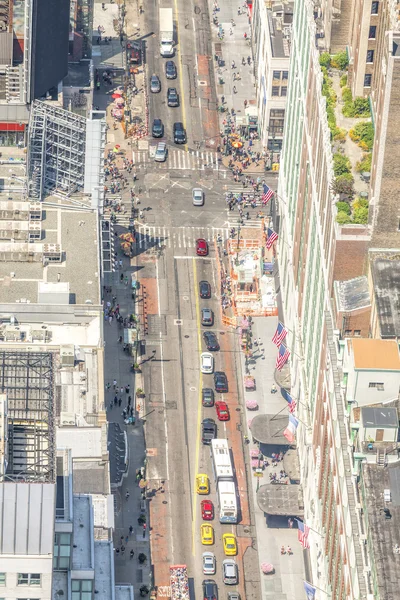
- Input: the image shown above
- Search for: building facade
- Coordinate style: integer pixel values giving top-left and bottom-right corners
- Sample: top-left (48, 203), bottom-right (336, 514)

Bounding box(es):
top-left (252, 0), bottom-right (292, 153)
top-left (276, 0), bottom-right (372, 597)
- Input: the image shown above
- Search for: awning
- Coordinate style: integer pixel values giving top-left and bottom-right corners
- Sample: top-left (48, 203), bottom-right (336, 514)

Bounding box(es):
top-left (283, 449), bottom-right (301, 482)
top-left (257, 483), bottom-right (304, 516)
top-left (249, 414), bottom-right (291, 445)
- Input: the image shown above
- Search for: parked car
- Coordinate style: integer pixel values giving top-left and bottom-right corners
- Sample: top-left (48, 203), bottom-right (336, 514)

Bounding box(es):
top-left (202, 418), bottom-right (217, 445)
top-left (202, 579), bottom-right (218, 600)
top-left (215, 401), bottom-right (229, 421)
top-left (222, 559), bottom-right (238, 585)
top-left (167, 87), bottom-right (179, 106)
top-left (173, 122), bottom-right (186, 144)
top-left (199, 280), bottom-right (211, 299)
top-left (201, 524), bottom-right (214, 545)
top-left (165, 60), bottom-right (177, 79)
top-left (192, 188), bottom-right (204, 206)
top-left (196, 238), bottom-right (208, 256)
top-left (203, 331), bottom-right (219, 351)
top-left (203, 552), bottom-right (216, 575)
top-left (154, 142), bottom-right (167, 162)
top-left (201, 499), bottom-right (214, 520)
top-left (152, 118), bottom-right (164, 138)
top-left (150, 74), bottom-right (161, 93)
top-left (201, 308), bottom-right (214, 326)
top-left (214, 371), bottom-right (228, 393)
top-left (202, 388), bottom-right (215, 407)
top-left (201, 352), bottom-right (214, 374)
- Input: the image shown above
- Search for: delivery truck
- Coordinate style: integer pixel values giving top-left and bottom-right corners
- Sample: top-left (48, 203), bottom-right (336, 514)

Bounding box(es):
top-left (160, 8), bottom-right (174, 57)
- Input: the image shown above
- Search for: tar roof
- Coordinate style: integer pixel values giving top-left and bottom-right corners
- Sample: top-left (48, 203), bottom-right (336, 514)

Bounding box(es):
top-left (351, 339), bottom-right (400, 370)
top-left (361, 407), bottom-right (398, 428)
top-left (371, 256), bottom-right (400, 338)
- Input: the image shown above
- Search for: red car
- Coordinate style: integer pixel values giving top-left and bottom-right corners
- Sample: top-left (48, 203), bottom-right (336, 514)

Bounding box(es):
top-left (196, 238), bottom-right (208, 256)
top-left (201, 499), bottom-right (214, 521)
top-left (215, 401), bottom-right (230, 421)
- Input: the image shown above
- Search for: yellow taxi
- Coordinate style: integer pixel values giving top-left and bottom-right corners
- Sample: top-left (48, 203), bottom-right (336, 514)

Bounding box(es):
top-left (222, 532), bottom-right (237, 556)
top-left (201, 524), bottom-right (214, 545)
top-left (196, 474), bottom-right (209, 495)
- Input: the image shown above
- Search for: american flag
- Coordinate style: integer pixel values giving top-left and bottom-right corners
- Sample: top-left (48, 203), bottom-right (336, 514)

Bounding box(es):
top-left (266, 228), bottom-right (278, 249)
top-left (275, 344), bottom-right (290, 371)
top-left (272, 321), bottom-right (288, 346)
top-left (262, 183), bottom-right (274, 204)
top-left (303, 581), bottom-right (316, 600)
top-left (283, 414), bottom-right (298, 442)
top-left (281, 388), bottom-right (296, 414)
top-left (297, 520), bottom-right (310, 549)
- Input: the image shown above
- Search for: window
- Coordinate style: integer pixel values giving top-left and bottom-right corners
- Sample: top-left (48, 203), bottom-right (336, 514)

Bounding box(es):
top-left (54, 532), bottom-right (72, 570)
top-left (369, 382), bottom-right (384, 391)
top-left (272, 86), bottom-right (280, 96)
top-left (282, 71), bottom-right (289, 80)
top-left (18, 574), bottom-right (41, 586)
top-left (281, 86), bottom-right (287, 96)
top-left (344, 329), bottom-right (352, 336)
top-left (364, 73), bottom-right (372, 87)
top-left (72, 580), bottom-right (93, 600)
top-left (270, 109), bottom-right (285, 118)
top-left (0, 574), bottom-right (4, 586)
top-left (366, 49), bottom-right (374, 63)
top-left (354, 330), bottom-right (361, 337)
top-left (272, 70), bottom-right (281, 80)
top-left (369, 25), bottom-right (377, 38)
top-left (371, 1), bottom-right (379, 14)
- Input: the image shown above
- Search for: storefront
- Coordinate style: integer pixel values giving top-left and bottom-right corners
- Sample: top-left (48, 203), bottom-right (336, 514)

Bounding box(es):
top-left (0, 122), bottom-right (26, 147)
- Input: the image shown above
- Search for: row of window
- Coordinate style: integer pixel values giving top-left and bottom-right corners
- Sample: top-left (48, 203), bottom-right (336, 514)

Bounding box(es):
top-left (272, 86), bottom-right (287, 97)
top-left (0, 574), bottom-right (40, 586)
top-left (272, 70), bottom-right (289, 81)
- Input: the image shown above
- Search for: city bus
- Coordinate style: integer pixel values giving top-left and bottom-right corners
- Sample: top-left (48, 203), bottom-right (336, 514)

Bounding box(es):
top-left (211, 439), bottom-right (238, 523)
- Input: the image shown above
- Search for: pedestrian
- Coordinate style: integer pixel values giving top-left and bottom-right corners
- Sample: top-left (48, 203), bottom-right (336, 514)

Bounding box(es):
top-left (129, 525), bottom-right (133, 535)
top-left (287, 546), bottom-right (292, 555)
top-left (116, 547), bottom-right (120, 555)
top-left (113, 379), bottom-right (117, 389)
top-left (244, 99), bottom-right (248, 108)
top-left (130, 549), bottom-right (135, 558)
top-left (128, 395), bottom-right (132, 405)
top-left (221, 95), bottom-right (225, 104)
top-left (120, 387), bottom-right (124, 395)
top-left (244, 31), bottom-right (247, 39)
top-left (108, 315), bottom-right (112, 325)
top-left (119, 259), bottom-right (123, 268)
top-left (231, 60), bottom-right (236, 69)
top-left (120, 535), bottom-right (124, 543)
top-left (125, 491), bottom-right (130, 500)
top-left (233, 86), bottom-right (237, 94)
top-left (118, 397), bottom-right (122, 407)
top-left (114, 395), bottom-right (118, 405)
top-left (247, 55), bottom-right (251, 65)
top-left (125, 535), bottom-right (129, 543)
top-left (230, 28), bottom-right (233, 35)
top-left (121, 545), bottom-right (125, 554)
top-left (125, 385), bottom-right (130, 394)
top-left (120, 273), bottom-right (124, 282)
top-left (242, 57), bottom-right (246, 65)
top-left (106, 382), bottom-right (111, 391)
top-left (233, 72), bottom-right (236, 81)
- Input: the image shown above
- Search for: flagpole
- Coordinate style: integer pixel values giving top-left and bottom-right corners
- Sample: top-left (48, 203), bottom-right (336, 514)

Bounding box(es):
top-left (304, 580), bottom-right (331, 597)
top-left (295, 518), bottom-right (325, 539)
top-left (281, 388), bottom-right (308, 411)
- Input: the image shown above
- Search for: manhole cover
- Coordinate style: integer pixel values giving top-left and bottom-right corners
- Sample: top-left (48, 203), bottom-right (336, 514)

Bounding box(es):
top-left (190, 387), bottom-right (197, 392)
top-left (182, 295), bottom-right (189, 300)
top-left (198, 80), bottom-right (207, 86)
top-left (174, 319), bottom-right (182, 325)
top-left (184, 335), bottom-right (190, 338)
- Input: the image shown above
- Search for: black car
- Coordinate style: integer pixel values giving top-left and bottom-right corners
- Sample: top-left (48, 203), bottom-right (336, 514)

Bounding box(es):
top-left (152, 119), bottom-right (164, 138)
top-left (203, 331), bottom-right (219, 351)
top-left (202, 388), bottom-right (215, 407)
top-left (202, 418), bottom-right (217, 445)
top-left (165, 60), bottom-right (177, 79)
top-left (173, 122), bottom-right (186, 144)
top-left (167, 87), bottom-right (179, 107)
top-left (214, 371), bottom-right (228, 393)
top-left (203, 579), bottom-right (218, 600)
top-left (199, 280), bottom-right (211, 299)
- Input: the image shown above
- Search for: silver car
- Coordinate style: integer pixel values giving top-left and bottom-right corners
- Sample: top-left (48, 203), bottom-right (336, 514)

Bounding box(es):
top-left (202, 551), bottom-right (216, 575)
top-left (192, 188), bottom-right (204, 206)
top-left (150, 74), bottom-right (161, 93)
top-left (154, 142), bottom-right (167, 162)
top-left (222, 559), bottom-right (238, 585)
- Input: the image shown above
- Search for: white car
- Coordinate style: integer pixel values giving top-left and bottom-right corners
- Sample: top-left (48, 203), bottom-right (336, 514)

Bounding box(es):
top-left (202, 551), bottom-right (216, 575)
top-left (222, 559), bottom-right (238, 585)
top-left (154, 142), bottom-right (167, 162)
top-left (201, 352), bottom-right (214, 374)
top-left (192, 188), bottom-right (204, 206)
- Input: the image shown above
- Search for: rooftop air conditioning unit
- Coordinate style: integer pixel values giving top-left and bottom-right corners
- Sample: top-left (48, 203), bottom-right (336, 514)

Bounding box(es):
top-left (60, 345), bottom-right (75, 367)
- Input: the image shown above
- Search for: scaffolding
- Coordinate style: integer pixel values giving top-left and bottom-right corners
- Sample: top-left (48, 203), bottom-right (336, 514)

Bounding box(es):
top-left (0, 350), bottom-right (55, 483)
top-left (27, 100), bottom-right (87, 200)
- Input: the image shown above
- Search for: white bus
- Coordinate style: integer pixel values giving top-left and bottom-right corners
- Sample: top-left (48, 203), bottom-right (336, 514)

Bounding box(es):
top-left (211, 439), bottom-right (238, 523)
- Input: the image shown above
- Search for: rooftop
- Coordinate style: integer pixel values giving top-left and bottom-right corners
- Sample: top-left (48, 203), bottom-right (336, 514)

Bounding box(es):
top-left (94, 541), bottom-right (114, 600)
top-left (72, 495), bottom-right (93, 570)
top-left (362, 462), bottom-right (400, 599)
top-left (0, 349), bottom-right (55, 482)
top-left (257, 483), bottom-right (304, 516)
top-left (250, 414), bottom-right (292, 446)
top-left (73, 460), bottom-right (110, 496)
top-left (57, 427), bottom-right (104, 458)
top-left (335, 276), bottom-right (371, 312)
top-left (370, 254), bottom-right (400, 339)
top-left (52, 571), bottom-right (68, 600)
top-left (267, 3), bottom-right (293, 59)
top-left (351, 339), bottom-right (400, 371)
top-left (361, 407), bottom-right (399, 429)
top-left (115, 585), bottom-right (134, 600)
top-left (64, 62), bottom-right (91, 88)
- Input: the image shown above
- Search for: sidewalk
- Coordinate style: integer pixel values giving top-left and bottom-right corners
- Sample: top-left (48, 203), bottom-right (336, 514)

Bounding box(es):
top-left (239, 316), bottom-right (306, 600)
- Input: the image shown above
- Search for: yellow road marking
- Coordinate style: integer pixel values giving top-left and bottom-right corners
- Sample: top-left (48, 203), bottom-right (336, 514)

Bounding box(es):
top-left (173, 0), bottom-right (188, 150)
top-left (192, 256), bottom-right (203, 556)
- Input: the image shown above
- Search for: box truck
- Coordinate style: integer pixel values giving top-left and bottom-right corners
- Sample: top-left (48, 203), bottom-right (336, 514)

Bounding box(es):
top-left (160, 8), bottom-right (174, 57)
